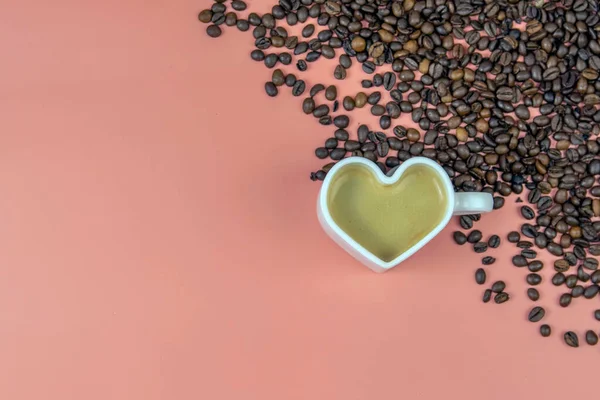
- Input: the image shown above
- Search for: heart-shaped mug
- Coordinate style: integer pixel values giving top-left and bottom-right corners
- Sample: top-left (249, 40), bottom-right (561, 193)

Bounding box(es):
top-left (317, 157), bottom-right (494, 273)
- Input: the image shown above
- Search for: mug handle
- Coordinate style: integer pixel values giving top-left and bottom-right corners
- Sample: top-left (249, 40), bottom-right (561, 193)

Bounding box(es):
top-left (453, 192), bottom-right (494, 215)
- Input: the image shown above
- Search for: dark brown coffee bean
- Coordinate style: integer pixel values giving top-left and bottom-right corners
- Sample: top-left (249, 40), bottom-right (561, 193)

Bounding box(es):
top-left (583, 258), bottom-right (599, 271)
top-left (491, 281), bottom-right (505, 293)
top-left (467, 230), bottom-right (482, 243)
top-left (521, 249), bottom-right (537, 259)
top-left (559, 293), bottom-right (572, 307)
top-left (585, 330), bottom-right (598, 346)
top-left (584, 285), bottom-right (599, 299)
top-left (527, 288), bottom-right (540, 301)
top-left (521, 206), bottom-right (535, 220)
top-left (508, 231), bottom-right (520, 243)
top-left (206, 25), bottom-right (222, 38)
top-left (512, 255), bottom-right (528, 267)
top-left (494, 292), bottom-right (509, 304)
top-left (475, 268), bottom-right (486, 285)
top-left (473, 243), bottom-right (488, 253)
top-left (526, 273), bottom-right (542, 285)
top-left (595, 310), bottom-right (600, 321)
top-left (564, 331), bottom-right (579, 348)
top-left (566, 275), bottom-right (579, 289)
top-left (572, 285), bottom-right (584, 297)
top-left (554, 259), bottom-right (570, 272)
top-left (528, 306), bottom-right (545, 322)
top-left (540, 324), bottom-right (551, 337)
top-left (482, 256), bottom-right (496, 265)
top-left (460, 215), bottom-right (473, 229)
top-left (488, 235), bottom-right (500, 248)
top-left (528, 260), bottom-right (544, 272)
top-left (482, 289), bottom-right (492, 303)
top-left (265, 82), bottom-right (278, 97)
top-left (552, 272), bottom-right (566, 286)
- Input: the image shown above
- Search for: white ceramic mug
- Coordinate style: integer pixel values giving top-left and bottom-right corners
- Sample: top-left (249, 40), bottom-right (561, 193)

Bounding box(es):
top-left (317, 157), bottom-right (494, 273)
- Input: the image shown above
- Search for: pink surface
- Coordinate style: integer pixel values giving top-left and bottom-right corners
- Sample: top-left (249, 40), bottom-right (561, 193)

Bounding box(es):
top-left (0, 1), bottom-right (598, 399)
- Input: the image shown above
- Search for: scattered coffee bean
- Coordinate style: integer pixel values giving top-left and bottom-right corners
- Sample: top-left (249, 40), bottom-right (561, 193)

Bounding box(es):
top-left (526, 273), bottom-right (542, 286)
top-left (494, 292), bottom-right (509, 304)
top-left (482, 256), bottom-right (496, 265)
top-left (473, 243), bottom-right (488, 253)
top-left (512, 255), bottom-right (528, 267)
top-left (453, 231), bottom-right (467, 245)
top-left (482, 289), bottom-right (492, 303)
top-left (527, 288), bottom-right (540, 301)
top-left (585, 330), bottom-right (598, 346)
top-left (467, 230), bottom-right (482, 243)
top-left (508, 232), bottom-right (520, 243)
top-left (528, 306), bottom-right (545, 322)
top-left (475, 268), bottom-right (486, 285)
top-left (488, 235), bottom-right (500, 248)
top-left (564, 331), bottom-right (579, 348)
top-left (559, 293), bottom-right (572, 307)
top-left (540, 324), bottom-right (551, 337)
top-left (491, 281), bottom-right (505, 293)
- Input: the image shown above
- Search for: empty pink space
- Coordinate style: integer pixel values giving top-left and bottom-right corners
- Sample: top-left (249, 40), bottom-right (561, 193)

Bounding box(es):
top-left (0, 1), bottom-right (596, 399)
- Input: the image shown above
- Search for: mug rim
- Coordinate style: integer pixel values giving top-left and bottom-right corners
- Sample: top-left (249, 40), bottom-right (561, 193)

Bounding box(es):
top-left (318, 156), bottom-right (455, 270)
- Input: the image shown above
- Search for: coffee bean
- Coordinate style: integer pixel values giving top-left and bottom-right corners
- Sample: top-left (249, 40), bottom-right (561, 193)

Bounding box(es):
top-left (560, 293), bottom-right (572, 307)
top-left (467, 230), bottom-right (482, 243)
top-left (526, 273), bottom-right (542, 285)
top-left (488, 235), bottom-right (500, 248)
top-left (572, 285), bottom-right (584, 298)
top-left (206, 25), bottom-right (222, 38)
top-left (595, 310), bottom-right (600, 321)
top-left (584, 285), bottom-right (599, 299)
top-left (512, 255), bottom-right (528, 267)
top-left (527, 288), bottom-right (540, 301)
top-left (508, 231), bottom-right (520, 243)
top-left (564, 331), bottom-right (579, 348)
top-left (494, 292), bottom-right (509, 304)
top-left (585, 330), bottom-right (598, 346)
top-left (521, 249), bottom-right (537, 259)
top-left (527, 261), bottom-right (543, 273)
top-left (475, 268), bottom-right (486, 285)
top-left (566, 275), bottom-right (578, 289)
top-left (474, 243), bottom-right (488, 253)
top-left (482, 256), bottom-right (496, 265)
top-left (521, 206), bottom-right (535, 220)
top-left (482, 289), bottom-right (492, 303)
top-left (540, 324), bottom-right (551, 337)
top-left (583, 258), bottom-right (599, 271)
top-left (302, 98), bottom-right (315, 114)
top-left (491, 281), bottom-right (505, 293)
top-left (528, 306), bottom-right (545, 322)
top-left (334, 65), bottom-right (346, 80)
top-left (265, 82), bottom-right (278, 97)
top-left (552, 272), bottom-right (566, 286)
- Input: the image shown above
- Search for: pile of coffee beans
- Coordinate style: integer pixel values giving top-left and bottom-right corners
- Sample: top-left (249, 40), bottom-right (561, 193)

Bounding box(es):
top-left (199, 0), bottom-right (600, 347)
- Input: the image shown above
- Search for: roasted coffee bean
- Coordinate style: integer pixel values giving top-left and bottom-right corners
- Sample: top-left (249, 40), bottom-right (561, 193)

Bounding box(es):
top-left (572, 285), bottom-right (584, 298)
top-left (559, 293), bottom-right (572, 307)
top-left (586, 330), bottom-right (598, 346)
top-left (554, 259), bottom-right (570, 272)
top-left (521, 249), bottom-right (537, 259)
top-left (521, 206), bottom-right (535, 220)
top-left (595, 310), bottom-right (600, 321)
top-left (482, 289), bottom-right (492, 303)
top-left (467, 230), bottom-right (482, 243)
top-left (566, 275), bottom-right (579, 289)
top-left (482, 256), bottom-right (496, 265)
top-left (475, 268), bottom-right (486, 285)
top-left (526, 273), bottom-right (542, 285)
top-left (527, 260), bottom-right (544, 272)
top-left (491, 281), bottom-right (505, 293)
top-left (508, 231), bottom-right (520, 243)
top-left (527, 288), bottom-right (540, 301)
top-left (528, 306), bottom-right (545, 322)
top-left (540, 324), bottom-right (551, 337)
top-left (473, 243), bottom-right (488, 253)
top-left (564, 331), bottom-right (579, 348)
top-left (265, 82), bottom-right (278, 97)
top-left (488, 235), bottom-right (500, 248)
top-left (206, 25), bottom-right (222, 38)
top-left (512, 255), bottom-right (528, 267)
top-left (584, 285), bottom-right (599, 299)
top-left (494, 292), bottom-right (509, 304)
top-left (552, 272), bottom-right (566, 286)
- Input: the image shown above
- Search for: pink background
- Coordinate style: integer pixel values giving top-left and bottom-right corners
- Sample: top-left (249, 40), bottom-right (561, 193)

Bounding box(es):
top-left (0, 1), bottom-right (598, 399)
